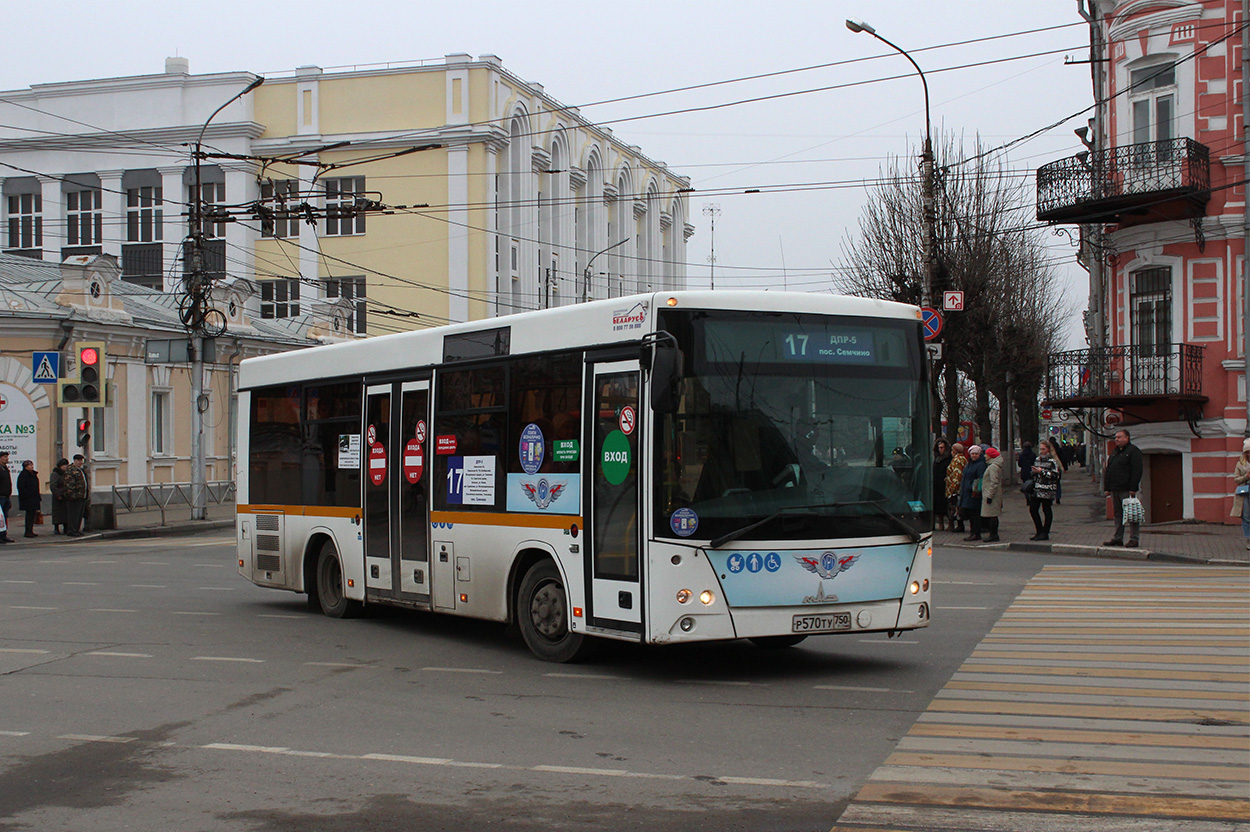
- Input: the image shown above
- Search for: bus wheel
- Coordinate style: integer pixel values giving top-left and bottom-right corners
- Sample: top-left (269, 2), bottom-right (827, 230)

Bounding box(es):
top-left (749, 635), bottom-right (807, 649)
top-left (315, 541), bottom-right (362, 619)
top-left (518, 561), bottom-right (592, 663)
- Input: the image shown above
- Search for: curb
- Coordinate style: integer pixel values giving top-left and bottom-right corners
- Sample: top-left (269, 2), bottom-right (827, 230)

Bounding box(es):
top-left (941, 539), bottom-right (1248, 567)
top-left (64, 519), bottom-right (234, 542)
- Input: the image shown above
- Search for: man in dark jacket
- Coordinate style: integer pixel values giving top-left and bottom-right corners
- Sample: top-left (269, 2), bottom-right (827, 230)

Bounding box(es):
top-left (0, 450), bottom-right (11, 520)
top-left (1103, 428), bottom-right (1143, 547)
top-left (1017, 441), bottom-right (1036, 486)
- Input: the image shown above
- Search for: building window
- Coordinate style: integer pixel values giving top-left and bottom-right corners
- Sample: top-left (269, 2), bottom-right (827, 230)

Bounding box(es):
top-left (1132, 267), bottom-right (1172, 357)
top-left (260, 179), bottom-right (299, 239)
top-left (261, 279), bottom-right (301, 319)
top-left (6, 192), bottom-right (42, 252)
top-left (66, 189), bottom-right (103, 247)
top-left (326, 276), bottom-right (367, 333)
top-left (126, 186), bottom-right (163, 243)
top-left (324, 177), bottom-right (366, 236)
top-left (92, 406), bottom-right (107, 455)
top-left (1129, 64), bottom-right (1175, 151)
top-left (189, 182), bottom-right (226, 238)
top-left (152, 391), bottom-right (171, 455)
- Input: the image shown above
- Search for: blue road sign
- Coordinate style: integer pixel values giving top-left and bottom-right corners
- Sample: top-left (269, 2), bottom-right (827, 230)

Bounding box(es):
top-left (921, 307), bottom-right (943, 341)
top-left (32, 352), bottom-right (59, 384)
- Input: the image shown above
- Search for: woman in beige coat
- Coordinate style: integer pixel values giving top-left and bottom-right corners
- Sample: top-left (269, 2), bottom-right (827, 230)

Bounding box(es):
top-left (1233, 438), bottom-right (1250, 549)
top-left (980, 447), bottom-right (1004, 542)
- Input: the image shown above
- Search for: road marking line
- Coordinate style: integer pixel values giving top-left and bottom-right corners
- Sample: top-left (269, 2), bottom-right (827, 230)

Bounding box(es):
top-left (0, 648), bottom-right (49, 654)
top-left (543, 672), bottom-right (623, 680)
top-left (532, 764), bottom-right (630, 776)
top-left (58, 734), bottom-right (136, 744)
top-left (9, 606), bottom-right (56, 611)
top-left (0, 731), bottom-right (30, 737)
top-left (720, 776), bottom-right (827, 789)
top-left (86, 652), bottom-right (152, 658)
top-left (191, 656), bottom-right (264, 663)
top-left (62, 582), bottom-right (99, 586)
top-left (204, 743), bottom-right (288, 753)
top-left (89, 609), bottom-right (138, 614)
top-left (2, 580), bottom-right (35, 584)
top-left (421, 666), bottom-right (502, 674)
top-left (364, 753), bottom-right (454, 765)
top-left (815, 685), bottom-right (914, 693)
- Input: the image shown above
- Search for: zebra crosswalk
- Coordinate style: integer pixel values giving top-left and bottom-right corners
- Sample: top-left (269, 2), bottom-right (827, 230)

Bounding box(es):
top-left (832, 565), bottom-right (1250, 831)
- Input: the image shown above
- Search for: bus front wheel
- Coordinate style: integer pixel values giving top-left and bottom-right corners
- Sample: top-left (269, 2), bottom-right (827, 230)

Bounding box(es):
top-left (314, 541), bottom-right (362, 619)
top-left (518, 561), bottom-right (593, 663)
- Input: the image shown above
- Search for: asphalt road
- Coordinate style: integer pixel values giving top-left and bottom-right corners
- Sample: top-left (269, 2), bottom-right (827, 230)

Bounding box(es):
top-left (0, 535), bottom-right (1104, 832)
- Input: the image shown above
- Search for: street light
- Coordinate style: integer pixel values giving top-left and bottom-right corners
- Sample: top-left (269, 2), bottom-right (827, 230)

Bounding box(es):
top-left (582, 237), bottom-right (630, 303)
top-left (187, 75), bottom-right (264, 520)
top-left (846, 18), bottom-right (935, 312)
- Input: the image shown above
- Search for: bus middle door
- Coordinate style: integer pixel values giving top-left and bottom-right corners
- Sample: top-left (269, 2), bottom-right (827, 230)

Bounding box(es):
top-left (584, 358), bottom-right (642, 637)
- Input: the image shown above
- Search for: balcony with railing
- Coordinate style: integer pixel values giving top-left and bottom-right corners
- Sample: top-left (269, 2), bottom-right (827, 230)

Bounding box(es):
top-left (1036, 137), bottom-right (1209, 225)
top-left (1044, 344), bottom-right (1206, 410)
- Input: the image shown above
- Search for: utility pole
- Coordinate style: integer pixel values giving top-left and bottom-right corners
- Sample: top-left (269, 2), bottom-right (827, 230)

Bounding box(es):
top-left (186, 76), bottom-right (263, 520)
top-left (582, 238), bottom-right (630, 303)
top-left (702, 204), bottom-right (721, 290)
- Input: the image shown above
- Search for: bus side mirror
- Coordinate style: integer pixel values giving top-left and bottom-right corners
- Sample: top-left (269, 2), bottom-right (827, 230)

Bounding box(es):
top-left (649, 343), bottom-right (683, 413)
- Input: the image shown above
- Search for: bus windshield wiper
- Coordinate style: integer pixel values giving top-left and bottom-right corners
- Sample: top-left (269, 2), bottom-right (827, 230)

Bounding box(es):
top-left (709, 503), bottom-right (832, 549)
top-left (708, 499), bottom-right (921, 548)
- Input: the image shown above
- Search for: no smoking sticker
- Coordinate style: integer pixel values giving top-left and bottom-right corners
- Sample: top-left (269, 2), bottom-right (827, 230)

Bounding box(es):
top-left (618, 405), bottom-right (636, 436)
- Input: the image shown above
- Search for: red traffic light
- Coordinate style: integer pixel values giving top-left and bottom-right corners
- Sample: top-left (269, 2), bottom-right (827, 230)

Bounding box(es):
top-left (80, 347), bottom-right (99, 366)
top-left (77, 418), bottom-right (91, 430)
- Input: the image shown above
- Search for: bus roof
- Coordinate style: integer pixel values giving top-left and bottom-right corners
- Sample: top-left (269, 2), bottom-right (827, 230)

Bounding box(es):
top-left (238, 290), bottom-right (920, 390)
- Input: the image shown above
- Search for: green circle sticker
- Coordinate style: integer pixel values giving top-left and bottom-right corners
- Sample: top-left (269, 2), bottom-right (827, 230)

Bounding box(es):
top-left (601, 430), bottom-right (632, 485)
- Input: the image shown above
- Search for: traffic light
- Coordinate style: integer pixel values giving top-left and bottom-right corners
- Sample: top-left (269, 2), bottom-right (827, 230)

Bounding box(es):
top-left (76, 418), bottom-right (91, 448)
top-left (58, 341), bottom-right (106, 406)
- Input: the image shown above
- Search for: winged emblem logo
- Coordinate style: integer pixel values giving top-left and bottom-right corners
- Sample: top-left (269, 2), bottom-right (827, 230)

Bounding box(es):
top-left (794, 551), bottom-right (859, 580)
top-left (521, 478), bottom-right (566, 510)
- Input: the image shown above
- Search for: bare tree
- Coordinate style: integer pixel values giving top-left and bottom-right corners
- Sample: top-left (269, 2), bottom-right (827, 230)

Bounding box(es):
top-left (839, 135), bottom-right (1066, 449)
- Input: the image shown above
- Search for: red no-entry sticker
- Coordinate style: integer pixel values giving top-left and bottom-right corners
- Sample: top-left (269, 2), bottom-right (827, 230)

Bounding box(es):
top-left (403, 437), bottom-right (424, 484)
top-left (369, 442), bottom-right (387, 486)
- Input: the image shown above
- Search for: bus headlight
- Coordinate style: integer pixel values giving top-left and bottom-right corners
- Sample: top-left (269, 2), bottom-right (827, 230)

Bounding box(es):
top-left (909, 581), bottom-right (920, 595)
top-left (699, 590), bottom-right (715, 606)
top-left (676, 589), bottom-right (692, 604)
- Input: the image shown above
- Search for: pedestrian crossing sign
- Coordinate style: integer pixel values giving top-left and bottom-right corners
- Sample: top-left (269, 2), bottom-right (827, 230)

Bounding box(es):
top-left (32, 352), bottom-right (59, 384)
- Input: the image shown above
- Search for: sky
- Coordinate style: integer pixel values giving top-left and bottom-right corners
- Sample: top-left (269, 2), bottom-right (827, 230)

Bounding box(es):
top-left (0, 0), bottom-right (1094, 346)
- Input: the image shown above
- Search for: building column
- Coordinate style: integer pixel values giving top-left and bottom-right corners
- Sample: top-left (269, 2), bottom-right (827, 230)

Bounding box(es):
top-left (159, 166), bottom-right (186, 291)
top-left (299, 163), bottom-right (319, 290)
top-left (38, 176), bottom-right (63, 261)
top-left (98, 170), bottom-right (124, 259)
top-left (224, 167), bottom-right (254, 284)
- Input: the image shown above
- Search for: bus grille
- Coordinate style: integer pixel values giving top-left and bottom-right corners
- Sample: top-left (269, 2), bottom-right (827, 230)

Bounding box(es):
top-left (256, 553), bottom-right (282, 572)
top-left (256, 515), bottom-right (281, 532)
top-left (255, 534), bottom-right (281, 552)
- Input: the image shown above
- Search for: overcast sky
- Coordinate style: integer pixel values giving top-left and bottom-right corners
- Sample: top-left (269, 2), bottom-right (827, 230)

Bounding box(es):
top-left (1, 0), bottom-right (1093, 345)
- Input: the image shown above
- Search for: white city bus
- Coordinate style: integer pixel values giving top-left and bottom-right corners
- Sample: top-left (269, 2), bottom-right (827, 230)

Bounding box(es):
top-left (236, 291), bottom-right (932, 661)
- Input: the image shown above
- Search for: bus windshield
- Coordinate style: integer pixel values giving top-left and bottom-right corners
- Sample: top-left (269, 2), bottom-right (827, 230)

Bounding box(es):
top-left (655, 309), bottom-right (931, 542)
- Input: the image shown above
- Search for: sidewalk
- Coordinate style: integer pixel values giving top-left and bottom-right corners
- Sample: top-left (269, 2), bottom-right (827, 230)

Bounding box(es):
top-left (1, 500), bottom-right (235, 546)
top-left (941, 468), bottom-right (1249, 566)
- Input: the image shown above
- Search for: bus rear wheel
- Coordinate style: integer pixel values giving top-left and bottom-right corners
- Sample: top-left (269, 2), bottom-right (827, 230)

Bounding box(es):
top-left (518, 561), bottom-right (593, 663)
top-left (749, 635), bottom-right (807, 649)
top-left (314, 541), bottom-right (362, 619)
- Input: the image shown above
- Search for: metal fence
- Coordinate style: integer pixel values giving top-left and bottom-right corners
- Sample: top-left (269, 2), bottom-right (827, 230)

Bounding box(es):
top-left (109, 481), bottom-right (236, 526)
top-left (1045, 343), bottom-right (1205, 403)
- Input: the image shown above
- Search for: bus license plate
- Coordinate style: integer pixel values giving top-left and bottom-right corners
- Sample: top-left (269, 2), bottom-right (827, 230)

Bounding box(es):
top-left (792, 612), bottom-right (852, 633)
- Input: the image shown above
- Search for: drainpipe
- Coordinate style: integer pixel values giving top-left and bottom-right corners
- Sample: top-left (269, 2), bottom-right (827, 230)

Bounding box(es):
top-left (227, 337), bottom-right (243, 483)
top-left (1079, 0), bottom-right (1108, 480)
top-left (1243, 0), bottom-right (1250, 437)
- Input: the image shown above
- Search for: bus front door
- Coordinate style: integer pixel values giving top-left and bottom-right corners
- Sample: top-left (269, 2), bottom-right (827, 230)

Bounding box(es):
top-left (364, 379), bottom-right (431, 606)
top-left (584, 359), bottom-right (642, 637)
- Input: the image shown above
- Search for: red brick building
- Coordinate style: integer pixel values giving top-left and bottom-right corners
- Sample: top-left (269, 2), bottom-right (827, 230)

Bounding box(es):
top-left (1038, 0), bottom-right (1247, 523)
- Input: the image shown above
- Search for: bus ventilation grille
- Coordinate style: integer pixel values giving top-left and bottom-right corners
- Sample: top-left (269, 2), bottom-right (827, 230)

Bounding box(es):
top-left (256, 554), bottom-right (282, 572)
top-left (256, 515), bottom-right (281, 532)
top-left (255, 534), bottom-right (281, 553)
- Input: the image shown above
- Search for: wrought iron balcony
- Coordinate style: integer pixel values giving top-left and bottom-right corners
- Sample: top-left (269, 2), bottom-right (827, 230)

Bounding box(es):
top-left (1036, 137), bottom-right (1209, 225)
top-left (1044, 343), bottom-right (1206, 408)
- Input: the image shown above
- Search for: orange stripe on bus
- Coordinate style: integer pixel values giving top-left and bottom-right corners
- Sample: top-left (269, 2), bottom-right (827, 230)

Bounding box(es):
top-left (430, 511), bottom-right (582, 530)
top-left (237, 505), bottom-right (360, 519)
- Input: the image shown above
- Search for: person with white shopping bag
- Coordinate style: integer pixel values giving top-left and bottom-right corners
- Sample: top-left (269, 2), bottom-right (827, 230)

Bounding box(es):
top-left (1103, 428), bottom-right (1143, 548)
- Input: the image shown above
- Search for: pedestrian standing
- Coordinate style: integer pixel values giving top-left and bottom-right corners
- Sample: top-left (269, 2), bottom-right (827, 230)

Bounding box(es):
top-left (64, 455), bottom-right (89, 537)
top-left (960, 445), bottom-right (987, 542)
top-left (0, 450), bottom-right (12, 522)
top-left (933, 439), bottom-right (953, 531)
top-left (1103, 428), bottom-right (1144, 548)
top-left (980, 447), bottom-right (1003, 542)
top-left (1017, 441), bottom-right (1036, 486)
top-left (16, 460), bottom-right (40, 538)
top-left (1029, 440), bottom-right (1061, 540)
top-left (49, 459), bottom-right (68, 534)
top-left (1232, 438), bottom-right (1250, 550)
top-left (946, 443), bottom-right (968, 533)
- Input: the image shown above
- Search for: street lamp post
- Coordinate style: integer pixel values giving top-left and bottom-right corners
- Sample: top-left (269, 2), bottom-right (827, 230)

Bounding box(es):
top-left (187, 76), bottom-right (263, 520)
top-left (582, 237), bottom-right (630, 303)
top-left (846, 18), bottom-right (935, 312)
